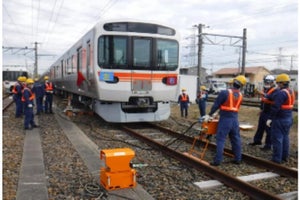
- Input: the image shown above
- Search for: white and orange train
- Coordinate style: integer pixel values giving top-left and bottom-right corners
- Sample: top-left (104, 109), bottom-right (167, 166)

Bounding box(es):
top-left (47, 19), bottom-right (180, 122)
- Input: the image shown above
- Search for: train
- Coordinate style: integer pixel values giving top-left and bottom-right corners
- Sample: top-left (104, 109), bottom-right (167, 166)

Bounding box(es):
top-left (46, 19), bottom-right (181, 122)
top-left (2, 65), bottom-right (29, 94)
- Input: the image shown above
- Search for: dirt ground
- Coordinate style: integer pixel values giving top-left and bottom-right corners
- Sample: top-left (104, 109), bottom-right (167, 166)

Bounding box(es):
top-left (170, 102), bottom-right (298, 150)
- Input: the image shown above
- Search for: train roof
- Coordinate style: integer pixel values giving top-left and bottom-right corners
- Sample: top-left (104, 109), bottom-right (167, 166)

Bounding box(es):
top-left (3, 65), bottom-right (28, 72)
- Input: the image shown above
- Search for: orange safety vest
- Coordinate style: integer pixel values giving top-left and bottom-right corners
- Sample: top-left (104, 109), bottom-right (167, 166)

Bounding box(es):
top-left (261, 87), bottom-right (276, 105)
top-left (281, 88), bottom-right (295, 110)
top-left (45, 82), bottom-right (53, 91)
top-left (12, 82), bottom-right (21, 94)
top-left (180, 94), bottom-right (188, 102)
top-left (220, 89), bottom-right (243, 112)
top-left (21, 87), bottom-right (35, 102)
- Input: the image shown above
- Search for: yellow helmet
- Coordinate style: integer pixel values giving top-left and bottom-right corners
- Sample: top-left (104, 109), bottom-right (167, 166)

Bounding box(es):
top-left (26, 78), bottom-right (34, 84)
top-left (182, 88), bottom-right (186, 91)
top-left (34, 78), bottom-right (39, 82)
top-left (17, 76), bottom-right (23, 81)
top-left (276, 73), bottom-right (290, 83)
top-left (44, 76), bottom-right (49, 80)
top-left (20, 76), bottom-right (27, 82)
top-left (234, 75), bottom-right (247, 86)
top-left (200, 85), bottom-right (206, 90)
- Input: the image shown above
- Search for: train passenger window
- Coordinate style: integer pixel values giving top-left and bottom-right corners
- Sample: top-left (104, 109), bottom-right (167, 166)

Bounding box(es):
top-left (133, 38), bottom-right (151, 68)
top-left (156, 39), bottom-right (178, 70)
top-left (77, 47), bottom-right (82, 72)
top-left (98, 36), bottom-right (128, 68)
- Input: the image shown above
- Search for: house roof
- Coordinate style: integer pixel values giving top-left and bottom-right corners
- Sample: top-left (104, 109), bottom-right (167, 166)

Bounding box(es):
top-left (213, 66), bottom-right (270, 75)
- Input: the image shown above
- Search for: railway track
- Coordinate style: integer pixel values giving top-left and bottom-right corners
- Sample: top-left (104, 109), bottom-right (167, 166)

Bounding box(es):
top-left (3, 94), bottom-right (14, 112)
top-left (119, 123), bottom-right (297, 199)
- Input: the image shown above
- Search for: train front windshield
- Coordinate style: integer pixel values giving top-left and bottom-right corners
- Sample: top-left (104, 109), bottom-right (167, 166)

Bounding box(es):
top-left (3, 71), bottom-right (28, 81)
top-left (98, 36), bottom-right (179, 71)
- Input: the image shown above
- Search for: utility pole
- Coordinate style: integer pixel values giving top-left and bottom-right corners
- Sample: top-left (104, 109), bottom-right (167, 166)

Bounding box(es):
top-left (197, 24), bottom-right (203, 87)
top-left (34, 42), bottom-right (39, 78)
top-left (241, 28), bottom-right (247, 75)
top-left (194, 24), bottom-right (205, 90)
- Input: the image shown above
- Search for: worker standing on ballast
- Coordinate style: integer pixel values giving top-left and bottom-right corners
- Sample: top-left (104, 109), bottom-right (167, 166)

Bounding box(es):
top-left (178, 88), bottom-right (190, 118)
top-left (266, 73), bottom-right (295, 164)
top-left (32, 78), bottom-right (45, 115)
top-left (204, 75), bottom-right (247, 166)
top-left (249, 75), bottom-right (278, 150)
top-left (196, 85), bottom-right (208, 117)
top-left (12, 76), bottom-right (25, 118)
top-left (22, 78), bottom-right (39, 130)
top-left (44, 76), bottom-right (54, 114)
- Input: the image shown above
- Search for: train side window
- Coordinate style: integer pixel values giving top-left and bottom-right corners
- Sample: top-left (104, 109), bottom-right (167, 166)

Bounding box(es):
top-left (61, 60), bottom-right (64, 78)
top-left (86, 41), bottom-right (91, 80)
top-left (77, 47), bottom-right (82, 72)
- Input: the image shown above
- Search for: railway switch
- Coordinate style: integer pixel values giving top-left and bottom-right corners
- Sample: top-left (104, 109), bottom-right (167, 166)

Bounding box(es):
top-left (100, 148), bottom-right (136, 190)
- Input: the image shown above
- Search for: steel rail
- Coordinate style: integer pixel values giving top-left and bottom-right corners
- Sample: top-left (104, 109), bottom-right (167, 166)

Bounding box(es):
top-left (121, 125), bottom-right (283, 200)
top-left (150, 123), bottom-right (298, 178)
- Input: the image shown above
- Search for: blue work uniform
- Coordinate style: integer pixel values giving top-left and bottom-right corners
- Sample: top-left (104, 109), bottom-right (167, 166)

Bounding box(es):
top-left (196, 90), bottom-right (208, 117)
top-left (22, 87), bottom-right (37, 129)
top-left (208, 88), bottom-right (243, 165)
top-left (178, 93), bottom-right (190, 117)
top-left (12, 81), bottom-right (23, 118)
top-left (252, 87), bottom-right (279, 148)
top-left (44, 82), bottom-right (54, 113)
top-left (32, 81), bottom-right (45, 114)
top-left (268, 87), bottom-right (294, 163)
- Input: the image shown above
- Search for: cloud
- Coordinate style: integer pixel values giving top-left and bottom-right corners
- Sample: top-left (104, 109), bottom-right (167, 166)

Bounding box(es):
top-left (2, 0), bottom-right (298, 73)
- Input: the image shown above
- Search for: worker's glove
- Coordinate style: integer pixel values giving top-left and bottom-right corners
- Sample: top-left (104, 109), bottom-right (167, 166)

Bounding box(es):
top-left (201, 94), bottom-right (206, 98)
top-left (203, 115), bottom-right (212, 122)
top-left (28, 104), bottom-right (33, 108)
top-left (266, 119), bottom-right (272, 127)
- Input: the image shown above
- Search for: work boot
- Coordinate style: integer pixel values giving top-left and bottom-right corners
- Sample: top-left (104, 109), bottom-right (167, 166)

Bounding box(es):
top-left (248, 142), bottom-right (262, 146)
top-left (260, 146), bottom-right (271, 151)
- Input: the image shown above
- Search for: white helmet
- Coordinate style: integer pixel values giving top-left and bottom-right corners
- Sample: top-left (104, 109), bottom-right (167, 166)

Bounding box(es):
top-left (264, 75), bottom-right (275, 88)
top-left (264, 75), bottom-right (275, 83)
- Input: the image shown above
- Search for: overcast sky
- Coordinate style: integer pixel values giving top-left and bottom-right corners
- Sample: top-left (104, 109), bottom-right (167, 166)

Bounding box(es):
top-left (2, 0), bottom-right (298, 75)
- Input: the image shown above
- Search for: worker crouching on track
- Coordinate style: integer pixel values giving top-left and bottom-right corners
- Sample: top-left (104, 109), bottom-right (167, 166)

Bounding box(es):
top-left (22, 78), bottom-right (39, 130)
top-left (266, 73), bottom-right (295, 164)
top-left (203, 75), bottom-right (247, 166)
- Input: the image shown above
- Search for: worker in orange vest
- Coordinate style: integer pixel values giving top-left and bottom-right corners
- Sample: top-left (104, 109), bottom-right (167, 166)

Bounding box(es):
top-left (12, 76), bottom-right (25, 118)
top-left (22, 78), bottom-right (39, 130)
top-left (196, 85), bottom-right (208, 117)
top-left (266, 73), bottom-right (295, 164)
top-left (178, 88), bottom-right (190, 118)
top-left (248, 75), bottom-right (278, 150)
top-left (204, 75), bottom-right (247, 166)
top-left (44, 76), bottom-right (54, 114)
